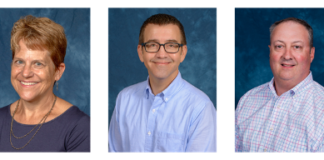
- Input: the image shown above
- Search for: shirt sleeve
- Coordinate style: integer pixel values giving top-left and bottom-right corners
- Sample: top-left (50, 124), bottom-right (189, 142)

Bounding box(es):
top-left (108, 94), bottom-right (122, 152)
top-left (317, 144), bottom-right (324, 152)
top-left (311, 136), bottom-right (324, 153)
top-left (65, 116), bottom-right (90, 152)
top-left (185, 101), bottom-right (216, 152)
top-left (235, 93), bottom-right (247, 152)
top-left (233, 111), bottom-right (239, 153)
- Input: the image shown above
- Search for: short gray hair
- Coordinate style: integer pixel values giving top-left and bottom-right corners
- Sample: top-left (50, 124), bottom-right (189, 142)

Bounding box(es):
top-left (269, 17), bottom-right (313, 47)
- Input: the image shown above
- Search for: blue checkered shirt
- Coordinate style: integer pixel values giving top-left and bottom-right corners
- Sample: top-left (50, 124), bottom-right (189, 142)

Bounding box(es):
top-left (236, 73), bottom-right (324, 152)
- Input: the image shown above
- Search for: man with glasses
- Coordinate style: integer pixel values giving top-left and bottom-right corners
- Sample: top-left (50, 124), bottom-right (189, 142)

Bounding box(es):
top-left (109, 13), bottom-right (216, 152)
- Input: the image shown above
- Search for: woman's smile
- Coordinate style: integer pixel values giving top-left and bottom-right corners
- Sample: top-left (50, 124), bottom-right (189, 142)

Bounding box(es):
top-left (20, 81), bottom-right (38, 87)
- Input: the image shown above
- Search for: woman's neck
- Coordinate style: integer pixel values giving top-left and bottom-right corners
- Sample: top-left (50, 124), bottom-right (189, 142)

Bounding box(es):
top-left (15, 94), bottom-right (56, 122)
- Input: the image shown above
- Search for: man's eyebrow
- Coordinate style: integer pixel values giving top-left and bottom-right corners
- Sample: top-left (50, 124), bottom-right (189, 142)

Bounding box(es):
top-left (165, 39), bottom-right (179, 43)
top-left (273, 40), bottom-right (285, 43)
top-left (145, 39), bottom-right (180, 43)
top-left (291, 41), bottom-right (304, 44)
top-left (146, 39), bottom-right (159, 43)
top-left (273, 40), bottom-right (304, 44)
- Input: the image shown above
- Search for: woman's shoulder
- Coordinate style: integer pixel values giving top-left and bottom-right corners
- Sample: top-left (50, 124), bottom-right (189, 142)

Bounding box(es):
top-left (62, 106), bottom-right (90, 120)
top-left (0, 105), bottom-right (12, 125)
top-left (57, 99), bottom-right (90, 121)
top-left (48, 105), bottom-right (89, 135)
top-left (0, 105), bottom-right (10, 116)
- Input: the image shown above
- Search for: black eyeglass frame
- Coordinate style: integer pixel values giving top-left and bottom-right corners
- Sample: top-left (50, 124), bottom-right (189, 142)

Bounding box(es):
top-left (141, 42), bottom-right (184, 53)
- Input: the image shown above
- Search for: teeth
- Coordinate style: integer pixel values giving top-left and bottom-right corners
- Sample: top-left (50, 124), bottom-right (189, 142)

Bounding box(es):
top-left (21, 81), bottom-right (37, 85)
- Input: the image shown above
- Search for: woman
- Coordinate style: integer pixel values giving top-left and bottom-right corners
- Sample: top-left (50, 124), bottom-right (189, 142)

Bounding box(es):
top-left (0, 15), bottom-right (90, 151)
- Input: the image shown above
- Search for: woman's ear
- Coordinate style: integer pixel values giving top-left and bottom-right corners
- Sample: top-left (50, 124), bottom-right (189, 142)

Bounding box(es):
top-left (55, 63), bottom-right (66, 81)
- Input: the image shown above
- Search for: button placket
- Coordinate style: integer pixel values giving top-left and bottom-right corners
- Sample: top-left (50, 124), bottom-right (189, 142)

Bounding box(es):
top-left (144, 96), bottom-right (163, 151)
top-left (146, 108), bottom-right (158, 134)
top-left (260, 97), bottom-right (278, 149)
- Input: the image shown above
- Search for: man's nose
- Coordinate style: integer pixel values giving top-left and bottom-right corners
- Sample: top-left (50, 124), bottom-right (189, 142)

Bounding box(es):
top-left (282, 47), bottom-right (293, 60)
top-left (155, 45), bottom-right (168, 58)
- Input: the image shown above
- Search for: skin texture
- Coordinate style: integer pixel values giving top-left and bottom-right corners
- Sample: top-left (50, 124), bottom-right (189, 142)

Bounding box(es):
top-left (10, 40), bottom-right (70, 124)
top-left (269, 21), bottom-right (315, 96)
top-left (137, 24), bottom-right (187, 95)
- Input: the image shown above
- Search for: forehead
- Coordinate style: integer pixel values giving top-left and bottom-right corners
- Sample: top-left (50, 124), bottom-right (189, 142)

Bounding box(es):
top-left (14, 40), bottom-right (50, 60)
top-left (271, 21), bottom-right (309, 43)
top-left (143, 24), bottom-right (182, 42)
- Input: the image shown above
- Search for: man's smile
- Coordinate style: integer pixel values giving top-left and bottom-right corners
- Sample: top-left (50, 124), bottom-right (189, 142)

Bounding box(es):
top-left (154, 62), bottom-right (170, 65)
top-left (281, 63), bottom-right (296, 68)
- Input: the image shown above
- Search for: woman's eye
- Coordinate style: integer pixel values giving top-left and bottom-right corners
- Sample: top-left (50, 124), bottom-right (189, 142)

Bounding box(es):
top-left (34, 62), bottom-right (43, 67)
top-left (15, 60), bottom-right (23, 65)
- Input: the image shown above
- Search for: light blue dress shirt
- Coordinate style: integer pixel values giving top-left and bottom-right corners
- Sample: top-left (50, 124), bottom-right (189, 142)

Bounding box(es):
top-left (109, 72), bottom-right (216, 152)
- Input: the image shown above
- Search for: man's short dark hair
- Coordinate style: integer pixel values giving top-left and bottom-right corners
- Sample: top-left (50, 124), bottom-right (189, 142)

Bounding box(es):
top-left (139, 13), bottom-right (187, 45)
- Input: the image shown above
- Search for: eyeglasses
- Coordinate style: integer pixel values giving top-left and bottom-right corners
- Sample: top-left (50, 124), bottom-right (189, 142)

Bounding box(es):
top-left (141, 42), bottom-right (183, 53)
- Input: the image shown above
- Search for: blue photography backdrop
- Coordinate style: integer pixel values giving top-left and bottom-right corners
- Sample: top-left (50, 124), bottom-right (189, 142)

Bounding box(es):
top-left (0, 8), bottom-right (90, 116)
top-left (109, 8), bottom-right (217, 123)
top-left (235, 9), bottom-right (324, 109)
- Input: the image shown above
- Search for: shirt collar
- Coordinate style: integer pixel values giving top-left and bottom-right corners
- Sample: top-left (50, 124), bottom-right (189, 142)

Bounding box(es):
top-left (145, 72), bottom-right (184, 102)
top-left (268, 72), bottom-right (313, 97)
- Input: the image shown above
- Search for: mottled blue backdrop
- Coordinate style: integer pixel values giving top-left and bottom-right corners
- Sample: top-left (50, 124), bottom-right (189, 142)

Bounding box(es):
top-left (0, 8), bottom-right (90, 116)
top-left (109, 8), bottom-right (217, 123)
top-left (235, 9), bottom-right (324, 109)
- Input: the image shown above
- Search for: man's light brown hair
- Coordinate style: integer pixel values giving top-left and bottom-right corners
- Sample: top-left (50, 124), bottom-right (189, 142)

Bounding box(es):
top-left (269, 17), bottom-right (313, 48)
top-left (139, 13), bottom-right (187, 45)
top-left (11, 15), bottom-right (67, 70)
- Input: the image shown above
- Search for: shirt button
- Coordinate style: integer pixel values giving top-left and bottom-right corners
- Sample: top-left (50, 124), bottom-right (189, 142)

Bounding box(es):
top-left (264, 149), bottom-right (267, 152)
top-left (270, 128), bottom-right (273, 131)
top-left (152, 109), bottom-right (155, 113)
top-left (165, 97), bottom-right (168, 101)
top-left (277, 106), bottom-right (280, 109)
top-left (148, 131), bottom-right (151, 135)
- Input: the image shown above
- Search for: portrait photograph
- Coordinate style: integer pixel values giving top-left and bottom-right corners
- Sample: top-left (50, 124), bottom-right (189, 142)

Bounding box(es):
top-left (0, 8), bottom-right (90, 151)
top-left (108, 8), bottom-right (216, 152)
top-left (235, 8), bottom-right (324, 152)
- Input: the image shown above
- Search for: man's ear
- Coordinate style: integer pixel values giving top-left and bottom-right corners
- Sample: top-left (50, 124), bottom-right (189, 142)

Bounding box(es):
top-left (310, 47), bottom-right (315, 63)
top-left (180, 45), bottom-right (187, 63)
top-left (55, 63), bottom-right (66, 81)
top-left (137, 45), bottom-right (144, 62)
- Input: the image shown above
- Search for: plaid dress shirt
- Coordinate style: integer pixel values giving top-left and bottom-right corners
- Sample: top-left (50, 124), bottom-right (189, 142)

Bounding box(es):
top-left (236, 73), bottom-right (324, 152)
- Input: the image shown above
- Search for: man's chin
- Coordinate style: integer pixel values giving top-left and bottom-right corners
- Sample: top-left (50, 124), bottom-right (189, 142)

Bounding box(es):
top-left (277, 72), bottom-right (296, 80)
top-left (151, 75), bottom-right (169, 80)
top-left (148, 69), bottom-right (179, 82)
top-left (278, 76), bottom-right (294, 81)
top-left (149, 72), bottom-right (173, 81)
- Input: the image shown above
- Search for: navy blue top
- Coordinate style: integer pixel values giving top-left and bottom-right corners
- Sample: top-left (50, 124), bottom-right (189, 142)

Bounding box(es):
top-left (0, 105), bottom-right (90, 152)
